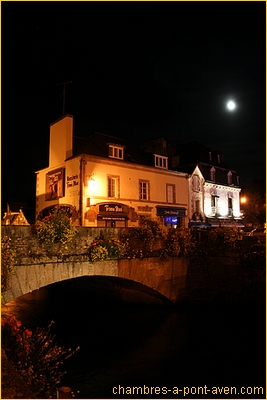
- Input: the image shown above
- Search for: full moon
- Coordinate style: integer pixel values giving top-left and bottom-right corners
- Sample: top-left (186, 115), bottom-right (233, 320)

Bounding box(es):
top-left (227, 100), bottom-right (236, 111)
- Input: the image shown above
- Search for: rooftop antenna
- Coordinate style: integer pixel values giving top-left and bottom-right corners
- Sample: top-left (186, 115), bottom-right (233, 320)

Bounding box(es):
top-left (56, 81), bottom-right (72, 116)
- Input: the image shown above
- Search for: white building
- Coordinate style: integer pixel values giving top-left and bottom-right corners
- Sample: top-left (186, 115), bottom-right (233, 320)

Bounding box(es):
top-left (172, 141), bottom-right (243, 228)
top-left (35, 115), bottom-right (188, 228)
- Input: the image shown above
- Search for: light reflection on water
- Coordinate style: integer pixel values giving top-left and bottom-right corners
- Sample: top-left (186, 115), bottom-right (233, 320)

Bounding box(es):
top-left (1, 278), bottom-right (265, 398)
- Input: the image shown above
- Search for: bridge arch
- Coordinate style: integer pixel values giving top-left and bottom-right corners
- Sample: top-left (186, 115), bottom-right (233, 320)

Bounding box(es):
top-left (2, 258), bottom-right (188, 305)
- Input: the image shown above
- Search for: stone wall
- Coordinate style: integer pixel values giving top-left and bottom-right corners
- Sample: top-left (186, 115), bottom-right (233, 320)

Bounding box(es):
top-left (118, 257), bottom-right (188, 303)
top-left (2, 227), bottom-right (264, 305)
top-left (1, 226), bottom-right (124, 264)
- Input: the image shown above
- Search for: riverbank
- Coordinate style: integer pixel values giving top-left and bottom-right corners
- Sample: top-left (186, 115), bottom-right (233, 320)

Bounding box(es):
top-left (1, 349), bottom-right (36, 399)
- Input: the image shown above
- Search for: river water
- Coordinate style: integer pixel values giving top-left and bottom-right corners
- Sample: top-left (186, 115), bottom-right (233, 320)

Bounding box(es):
top-left (1, 277), bottom-right (265, 399)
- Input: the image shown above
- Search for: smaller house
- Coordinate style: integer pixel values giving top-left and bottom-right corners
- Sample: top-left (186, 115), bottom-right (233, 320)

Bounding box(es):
top-left (2, 204), bottom-right (30, 226)
top-left (171, 141), bottom-right (243, 228)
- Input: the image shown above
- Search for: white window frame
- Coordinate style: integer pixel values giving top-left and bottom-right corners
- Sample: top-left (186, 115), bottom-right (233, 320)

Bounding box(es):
top-left (211, 194), bottom-right (219, 216)
top-left (108, 145), bottom-right (124, 160)
top-left (166, 184), bottom-right (175, 204)
top-left (154, 154), bottom-right (168, 169)
top-left (192, 174), bottom-right (200, 192)
top-left (139, 180), bottom-right (149, 200)
top-left (107, 175), bottom-right (120, 198)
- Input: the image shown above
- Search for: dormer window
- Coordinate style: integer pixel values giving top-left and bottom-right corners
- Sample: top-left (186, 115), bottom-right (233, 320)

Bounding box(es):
top-left (210, 166), bottom-right (216, 182)
top-left (193, 174), bottom-right (200, 191)
top-left (108, 145), bottom-right (124, 160)
top-left (154, 154), bottom-right (168, 169)
top-left (227, 171), bottom-right (233, 185)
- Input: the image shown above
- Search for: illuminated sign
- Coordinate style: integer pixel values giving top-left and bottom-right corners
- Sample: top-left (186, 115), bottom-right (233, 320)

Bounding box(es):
top-left (157, 207), bottom-right (186, 217)
top-left (99, 204), bottom-right (127, 213)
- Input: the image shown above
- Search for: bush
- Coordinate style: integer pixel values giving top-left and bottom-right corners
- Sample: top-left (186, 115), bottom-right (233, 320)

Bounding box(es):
top-left (89, 240), bottom-right (109, 262)
top-left (241, 244), bottom-right (266, 269)
top-left (88, 237), bottom-right (127, 262)
top-left (1, 316), bottom-right (79, 399)
top-left (120, 217), bottom-right (167, 258)
top-left (205, 227), bottom-right (241, 256)
top-left (132, 216), bottom-right (166, 242)
top-left (34, 209), bottom-right (76, 251)
top-left (1, 236), bottom-right (16, 292)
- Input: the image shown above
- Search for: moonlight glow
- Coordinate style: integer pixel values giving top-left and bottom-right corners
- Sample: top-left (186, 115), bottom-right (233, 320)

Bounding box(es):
top-left (227, 100), bottom-right (236, 111)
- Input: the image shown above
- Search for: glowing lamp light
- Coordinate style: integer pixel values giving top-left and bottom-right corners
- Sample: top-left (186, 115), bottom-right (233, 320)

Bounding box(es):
top-left (86, 174), bottom-right (97, 196)
top-left (88, 178), bottom-right (96, 192)
top-left (240, 197), bottom-right (247, 204)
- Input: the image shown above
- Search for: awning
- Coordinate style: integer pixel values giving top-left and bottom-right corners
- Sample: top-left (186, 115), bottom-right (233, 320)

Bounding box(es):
top-left (188, 222), bottom-right (212, 229)
top-left (97, 214), bottom-right (129, 221)
top-left (156, 206), bottom-right (186, 217)
top-left (206, 218), bottom-right (244, 228)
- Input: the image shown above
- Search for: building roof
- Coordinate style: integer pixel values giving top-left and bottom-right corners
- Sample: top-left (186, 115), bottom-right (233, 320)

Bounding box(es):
top-left (172, 140), bottom-right (240, 186)
top-left (70, 132), bottom-right (158, 168)
top-left (66, 127), bottom-right (239, 186)
top-left (2, 204), bottom-right (30, 226)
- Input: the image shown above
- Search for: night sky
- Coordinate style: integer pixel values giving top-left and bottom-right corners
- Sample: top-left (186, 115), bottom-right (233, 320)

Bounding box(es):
top-left (1, 1), bottom-right (266, 207)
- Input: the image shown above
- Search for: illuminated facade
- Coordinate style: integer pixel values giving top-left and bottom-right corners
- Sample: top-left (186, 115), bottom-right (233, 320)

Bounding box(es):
top-left (35, 116), bottom-right (188, 228)
top-left (172, 141), bottom-right (243, 228)
top-left (2, 204), bottom-right (30, 226)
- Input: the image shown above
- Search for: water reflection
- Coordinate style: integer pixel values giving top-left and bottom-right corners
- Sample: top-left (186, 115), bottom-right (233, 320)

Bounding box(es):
top-left (1, 278), bottom-right (265, 398)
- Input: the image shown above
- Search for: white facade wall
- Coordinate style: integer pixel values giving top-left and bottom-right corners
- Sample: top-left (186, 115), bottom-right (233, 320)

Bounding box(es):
top-left (36, 150), bottom-right (188, 227)
top-left (36, 158), bottom-right (81, 219)
top-left (204, 182), bottom-right (241, 219)
top-left (49, 116), bottom-right (73, 167)
top-left (82, 156), bottom-right (188, 226)
top-left (188, 166), bottom-right (241, 224)
top-left (188, 166), bottom-right (205, 220)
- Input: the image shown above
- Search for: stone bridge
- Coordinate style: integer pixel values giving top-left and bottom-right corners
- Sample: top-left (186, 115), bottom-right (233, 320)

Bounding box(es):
top-left (3, 226), bottom-right (261, 305)
top-left (2, 226), bottom-right (187, 304)
top-left (2, 257), bottom-right (188, 305)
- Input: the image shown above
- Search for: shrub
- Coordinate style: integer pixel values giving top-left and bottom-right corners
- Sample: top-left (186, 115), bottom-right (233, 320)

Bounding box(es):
top-left (34, 209), bottom-right (76, 251)
top-left (1, 236), bottom-right (16, 292)
top-left (89, 240), bottom-right (109, 262)
top-left (1, 315), bottom-right (79, 399)
top-left (88, 237), bottom-right (127, 262)
top-left (162, 228), bottom-right (198, 258)
top-left (206, 227), bottom-right (241, 255)
top-left (132, 216), bottom-right (166, 242)
top-left (121, 217), bottom-right (167, 257)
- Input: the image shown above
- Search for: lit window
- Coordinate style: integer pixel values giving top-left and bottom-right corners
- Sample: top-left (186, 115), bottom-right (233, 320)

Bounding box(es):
top-left (166, 184), bottom-right (175, 203)
top-left (154, 155), bottom-right (168, 169)
top-left (108, 145), bottom-right (124, 160)
top-left (139, 180), bottom-right (149, 200)
top-left (108, 176), bottom-right (120, 198)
